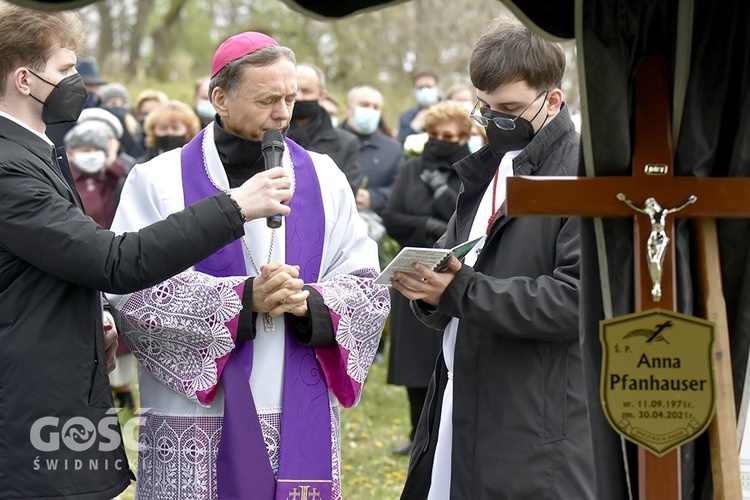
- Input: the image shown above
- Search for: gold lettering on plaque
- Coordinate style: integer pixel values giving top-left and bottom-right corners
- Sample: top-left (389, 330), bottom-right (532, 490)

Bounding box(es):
top-left (600, 309), bottom-right (715, 456)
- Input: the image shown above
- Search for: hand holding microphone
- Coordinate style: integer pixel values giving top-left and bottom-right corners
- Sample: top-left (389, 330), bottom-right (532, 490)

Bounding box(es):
top-left (229, 130), bottom-right (291, 223)
top-left (261, 129), bottom-right (286, 228)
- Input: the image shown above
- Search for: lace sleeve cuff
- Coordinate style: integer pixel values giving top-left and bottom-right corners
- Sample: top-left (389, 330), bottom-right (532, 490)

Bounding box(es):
top-left (117, 271), bottom-right (247, 405)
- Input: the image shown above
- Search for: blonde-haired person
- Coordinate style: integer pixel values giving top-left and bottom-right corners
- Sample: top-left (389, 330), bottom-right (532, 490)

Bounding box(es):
top-left (443, 84), bottom-right (489, 154)
top-left (422, 100), bottom-right (473, 137)
top-left (382, 100), bottom-right (471, 455)
top-left (133, 88), bottom-right (169, 125)
top-left (139, 99), bottom-right (201, 162)
top-left (133, 88), bottom-right (169, 149)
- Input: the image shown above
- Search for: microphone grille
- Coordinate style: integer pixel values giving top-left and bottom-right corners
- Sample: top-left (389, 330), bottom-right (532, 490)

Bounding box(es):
top-left (262, 129), bottom-right (285, 150)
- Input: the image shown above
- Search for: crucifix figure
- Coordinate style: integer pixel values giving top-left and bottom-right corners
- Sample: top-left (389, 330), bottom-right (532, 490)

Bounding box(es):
top-left (616, 193), bottom-right (697, 301)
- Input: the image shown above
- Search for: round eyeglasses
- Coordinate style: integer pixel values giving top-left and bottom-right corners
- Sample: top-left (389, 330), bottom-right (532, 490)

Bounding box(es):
top-left (470, 90), bottom-right (550, 131)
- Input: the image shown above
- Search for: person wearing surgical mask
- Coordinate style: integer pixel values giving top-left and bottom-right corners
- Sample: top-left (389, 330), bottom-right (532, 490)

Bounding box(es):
top-left (193, 76), bottom-right (215, 128)
top-left (397, 70), bottom-right (442, 143)
top-left (138, 99), bottom-right (201, 162)
top-left (64, 121), bottom-right (127, 228)
top-left (341, 84), bottom-right (404, 216)
top-left (65, 117), bottom-right (136, 412)
top-left (341, 83), bottom-right (404, 365)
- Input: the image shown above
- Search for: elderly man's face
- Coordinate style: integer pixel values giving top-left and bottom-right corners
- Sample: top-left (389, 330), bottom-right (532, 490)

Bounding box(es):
top-left (213, 58), bottom-right (297, 141)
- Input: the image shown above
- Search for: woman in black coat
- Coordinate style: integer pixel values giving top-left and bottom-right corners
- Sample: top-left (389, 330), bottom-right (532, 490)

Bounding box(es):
top-left (382, 101), bottom-right (472, 453)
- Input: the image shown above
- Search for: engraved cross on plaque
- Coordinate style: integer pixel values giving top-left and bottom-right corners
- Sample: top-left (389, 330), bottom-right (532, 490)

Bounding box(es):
top-left (505, 56), bottom-right (750, 499)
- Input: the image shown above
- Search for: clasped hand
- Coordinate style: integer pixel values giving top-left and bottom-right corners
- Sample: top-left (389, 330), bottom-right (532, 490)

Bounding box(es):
top-left (253, 261), bottom-right (309, 318)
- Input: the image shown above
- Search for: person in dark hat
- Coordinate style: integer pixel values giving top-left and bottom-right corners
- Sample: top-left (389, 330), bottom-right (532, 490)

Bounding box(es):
top-left (76, 56), bottom-right (106, 108)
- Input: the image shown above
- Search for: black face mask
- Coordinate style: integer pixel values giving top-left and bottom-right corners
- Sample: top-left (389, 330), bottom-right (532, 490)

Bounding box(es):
top-left (28, 70), bottom-right (88, 125)
top-left (422, 139), bottom-right (466, 163)
top-left (154, 134), bottom-right (188, 152)
top-left (102, 105), bottom-right (129, 119)
top-left (485, 111), bottom-right (537, 155)
top-left (483, 98), bottom-right (548, 155)
top-left (291, 100), bottom-right (321, 121)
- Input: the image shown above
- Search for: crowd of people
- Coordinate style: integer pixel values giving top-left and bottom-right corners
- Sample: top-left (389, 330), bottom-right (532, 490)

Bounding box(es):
top-left (0, 2), bottom-right (598, 499)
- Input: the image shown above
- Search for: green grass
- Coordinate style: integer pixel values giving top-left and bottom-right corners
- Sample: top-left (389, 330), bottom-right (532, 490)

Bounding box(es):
top-left (114, 354), bottom-right (412, 499)
top-left (339, 361), bottom-right (412, 498)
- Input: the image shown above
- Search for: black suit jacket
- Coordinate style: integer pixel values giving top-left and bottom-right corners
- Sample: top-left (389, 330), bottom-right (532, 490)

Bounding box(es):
top-left (0, 115), bottom-right (245, 499)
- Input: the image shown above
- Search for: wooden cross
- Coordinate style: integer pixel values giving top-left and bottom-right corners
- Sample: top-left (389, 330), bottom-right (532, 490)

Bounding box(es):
top-left (505, 56), bottom-right (750, 499)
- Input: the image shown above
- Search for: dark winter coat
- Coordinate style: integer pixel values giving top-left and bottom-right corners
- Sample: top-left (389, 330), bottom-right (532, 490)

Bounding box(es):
top-left (397, 105), bottom-right (424, 143)
top-left (0, 116), bottom-right (245, 499)
top-left (341, 121), bottom-right (404, 214)
top-left (287, 110), bottom-right (363, 195)
top-left (401, 105), bottom-right (596, 499)
top-left (383, 147), bottom-right (465, 388)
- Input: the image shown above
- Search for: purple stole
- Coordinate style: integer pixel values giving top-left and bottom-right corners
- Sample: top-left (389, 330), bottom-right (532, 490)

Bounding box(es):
top-left (180, 130), bottom-right (332, 499)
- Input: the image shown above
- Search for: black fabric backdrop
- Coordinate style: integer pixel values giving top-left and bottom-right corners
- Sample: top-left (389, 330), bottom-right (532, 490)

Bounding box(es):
top-left (575, 2), bottom-right (750, 498)
top-left (284, 1), bottom-right (749, 498)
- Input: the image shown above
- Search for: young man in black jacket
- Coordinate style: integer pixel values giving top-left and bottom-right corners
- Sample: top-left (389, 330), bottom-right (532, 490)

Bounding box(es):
top-left (0, 5), bottom-right (290, 498)
top-left (394, 17), bottom-right (596, 499)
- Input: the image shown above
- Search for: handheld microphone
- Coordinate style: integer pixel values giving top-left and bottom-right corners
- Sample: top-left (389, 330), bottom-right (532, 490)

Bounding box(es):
top-left (261, 129), bottom-right (285, 229)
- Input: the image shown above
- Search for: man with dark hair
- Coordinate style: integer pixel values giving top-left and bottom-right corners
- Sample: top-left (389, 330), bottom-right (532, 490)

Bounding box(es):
top-left (0, 4), bottom-right (291, 499)
top-left (108, 32), bottom-right (389, 499)
top-left (397, 69), bottom-right (441, 143)
top-left (395, 17), bottom-right (594, 499)
top-left (286, 62), bottom-right (363, 194)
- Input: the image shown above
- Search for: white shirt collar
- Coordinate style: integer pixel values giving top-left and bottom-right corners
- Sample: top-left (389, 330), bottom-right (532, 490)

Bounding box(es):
top-left (0, 110), bottom-right (55, 147)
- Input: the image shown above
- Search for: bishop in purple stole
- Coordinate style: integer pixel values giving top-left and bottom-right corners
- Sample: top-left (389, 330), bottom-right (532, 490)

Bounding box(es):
top-left (181, 131), bottom-right (333, 499)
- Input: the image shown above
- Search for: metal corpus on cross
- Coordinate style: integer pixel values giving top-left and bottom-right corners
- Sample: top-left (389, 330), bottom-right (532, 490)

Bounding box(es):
top-left (505, 56), bottom-right (750, 499)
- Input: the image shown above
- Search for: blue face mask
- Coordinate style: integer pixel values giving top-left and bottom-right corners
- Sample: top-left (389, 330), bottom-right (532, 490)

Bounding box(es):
top-left (352, 106), bottom-right (381, 135)
top-left (415, 86), bottom-right (439, 107)
top-left (196, 99), bottom-right (215, 120)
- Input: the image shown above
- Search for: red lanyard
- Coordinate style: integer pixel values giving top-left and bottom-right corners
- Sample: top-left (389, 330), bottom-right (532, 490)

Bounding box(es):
top-left (486, 165), bottom-right (506, 235)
